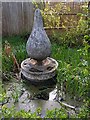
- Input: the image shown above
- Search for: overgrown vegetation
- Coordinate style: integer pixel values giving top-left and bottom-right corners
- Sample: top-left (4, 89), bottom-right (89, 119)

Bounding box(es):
top-left (1, 1), bottom-right (90, 119)
top-left (2, 2), bottom-right (88, 48)
top-left (1, 34), bottom-right (90, 118)
top-left (40, 2), bottom-right (88, 47)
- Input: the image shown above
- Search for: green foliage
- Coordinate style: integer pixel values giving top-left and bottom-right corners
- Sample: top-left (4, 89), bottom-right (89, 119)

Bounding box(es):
top-left (49, 15), bottom-right (88, 47)
top-left (40, 2), bottom-right (88, 47)
top-left (41, 2), bottom-right (76, 28)
top-left (84, 35), bottom-right (90, 44)
top-left (2, 54), bottom-right (13, 73)
top-left (52, 41), bottom-right (90, 99)
top-left (0, 81), bottom-right (7, 105)
top-left (2, 36), bottom-right (25, 46)
top-left (2, 36), bottom-right (27, 74)
top-left (50, 29), bottom-right (84, 47)
top-left (1, 105), bottom-right (40, 119)
top-left (1, 2), bottom-right (89, 118)
top-left (71, 99), bottom-right (90, 118)
top-left (45, 108), bottom-right (68, 118)
top-left (77, 17), bottom-right (88, 34)
top-left (10, 83), bottom-right (22, 103)
top-left (1, 104), bottom-right (68, 119)
top-left (1, 15), bottom-right (90, 118)
top-left (13, 43), bottom-right (27, 64)
top-left (77, 105), bottom-right (90, 118)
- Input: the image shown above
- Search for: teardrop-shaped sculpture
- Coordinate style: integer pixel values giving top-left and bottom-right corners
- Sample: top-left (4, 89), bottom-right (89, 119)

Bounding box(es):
top-left (26, 8), bottom-right (51, 61)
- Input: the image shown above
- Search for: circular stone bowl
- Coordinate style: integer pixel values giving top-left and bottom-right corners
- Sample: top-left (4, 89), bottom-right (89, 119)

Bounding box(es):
top-left (21, 57), bottom-right (58, 83)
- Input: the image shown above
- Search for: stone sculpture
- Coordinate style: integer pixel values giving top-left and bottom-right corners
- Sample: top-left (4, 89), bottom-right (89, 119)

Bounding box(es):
top-left (26, 8), bottom-right (51, 61)
top-left (21, 8), bottom-right (58, 85)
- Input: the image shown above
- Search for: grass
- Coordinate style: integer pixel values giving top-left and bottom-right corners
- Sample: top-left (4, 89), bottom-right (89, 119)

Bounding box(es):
top-left (2, 35), bottom-right (26, 46)
top-left (52, 43), bottom-right (89, 98)
top-left (2, 36), bottom-right (27, 73)
top-left (52, 43), bottom-right (81, 66)
top-left (1, 35), bottom-right (90, 118)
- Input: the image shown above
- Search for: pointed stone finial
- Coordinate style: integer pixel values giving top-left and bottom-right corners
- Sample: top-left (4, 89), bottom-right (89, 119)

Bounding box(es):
top-left (26, 8), bottom-right (51, 61)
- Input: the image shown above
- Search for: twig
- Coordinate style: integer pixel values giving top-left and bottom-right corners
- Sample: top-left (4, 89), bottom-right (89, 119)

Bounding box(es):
top-left (11, 53), bottom-right (20, 72)
top-left (58, 101), bottom-right (77, 111)
top-left (59, 101), bottom-right (80, 113)
top-left (2, 72), bottom-right (9, 81)
top-left (4, 41), bottom-right (20, 72)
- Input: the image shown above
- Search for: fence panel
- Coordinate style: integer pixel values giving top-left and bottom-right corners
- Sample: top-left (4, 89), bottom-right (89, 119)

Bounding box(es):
top-left (2, 2), bottom-right (87, 36)
top-left (2, 2), bottom-right (34, 36)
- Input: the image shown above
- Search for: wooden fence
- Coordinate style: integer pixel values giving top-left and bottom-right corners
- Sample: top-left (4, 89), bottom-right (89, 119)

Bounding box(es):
top-left (2, 2), bottom-right (34, 36)
top-left (2, 2), bottom-right (88, 36)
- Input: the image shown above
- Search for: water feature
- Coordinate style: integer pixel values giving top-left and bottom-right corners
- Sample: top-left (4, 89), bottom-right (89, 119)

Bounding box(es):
top-left (18, 9), bottom-right (60, 117)
top-left (21, 8), bottom-right (58, 84)
top-left (2, 8), bottom-right (83, 118)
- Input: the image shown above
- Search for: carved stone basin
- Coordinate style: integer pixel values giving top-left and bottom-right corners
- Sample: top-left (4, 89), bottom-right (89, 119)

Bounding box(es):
top-left (21, 57), bottom-right (58, 83)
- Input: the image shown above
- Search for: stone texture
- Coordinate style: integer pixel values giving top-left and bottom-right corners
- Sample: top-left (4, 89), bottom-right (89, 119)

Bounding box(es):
top-left (21, 9), bottom-right (58, 83)
top-left (26, 8), bottom-right (51, 61)
top-left (21, 57), bottom-right (58, 81)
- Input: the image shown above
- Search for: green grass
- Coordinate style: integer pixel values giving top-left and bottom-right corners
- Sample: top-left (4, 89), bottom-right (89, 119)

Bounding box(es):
top-left (51, 43), bottom-right (81, 66)
top-left (52, 43), bottom-right (89, 98)
top-left (2, 35), bottom-right (26, 46)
